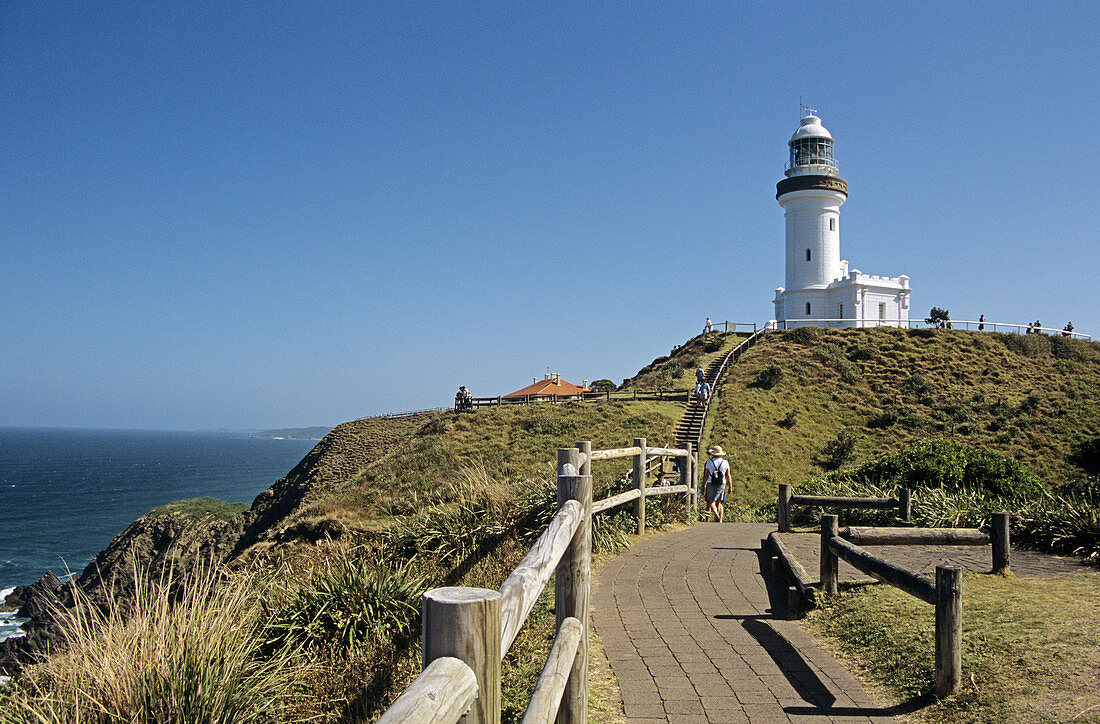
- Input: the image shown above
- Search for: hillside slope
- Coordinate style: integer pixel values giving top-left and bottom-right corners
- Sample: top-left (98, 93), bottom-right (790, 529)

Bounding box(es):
top-left (704, 327), bottom-right (1100, 503)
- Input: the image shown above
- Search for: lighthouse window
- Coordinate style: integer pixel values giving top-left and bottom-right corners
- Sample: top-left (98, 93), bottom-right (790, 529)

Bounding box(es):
top-left (806, 248), bottom-right (811, 262)
top-left (806, 302), bottom-right (812, 316)
top-left (829, 217), bottom-right (836, 231)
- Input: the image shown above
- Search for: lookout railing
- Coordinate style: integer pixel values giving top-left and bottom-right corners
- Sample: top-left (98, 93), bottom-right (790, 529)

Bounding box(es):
top-left (771, 318), bottom-right (1091, 340)
top-left (376, 438), bottom-right (697, 724)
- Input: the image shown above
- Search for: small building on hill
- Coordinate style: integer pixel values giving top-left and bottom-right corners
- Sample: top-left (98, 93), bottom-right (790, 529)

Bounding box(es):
top-left (772, 110), bottom-right (911, 328)
top-left (505, 373), bottom-right (589, 399)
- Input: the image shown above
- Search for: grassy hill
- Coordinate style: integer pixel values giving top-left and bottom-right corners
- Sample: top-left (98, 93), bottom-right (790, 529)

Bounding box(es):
top-left (702, 326), bottom-right (1100, 504)
top-left (6, 325), bottom-right (1098, 722)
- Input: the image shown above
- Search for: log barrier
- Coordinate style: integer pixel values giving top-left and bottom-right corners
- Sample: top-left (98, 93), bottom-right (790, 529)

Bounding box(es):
top-left (819, 513), bottom-right (996, 697)
top-left (374, 439), bottom-right (696, 723)
top-left (777, 483), bottom-right (912, 532)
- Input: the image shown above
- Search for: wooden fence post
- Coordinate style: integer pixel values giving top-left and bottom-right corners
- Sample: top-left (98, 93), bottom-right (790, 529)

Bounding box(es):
top-left (992, 512), bottom-right (1010, 574)
top-left (684, 443), bottom-right (694, 511)
top-left (556, 448), bottom-right (591, 724)
top-left (575, 440), bottom-right (591, 477)
top-left (935, 566), bottom-right (962, 698)
top-left (820, 515), bottom-right (839, 596)
top-left (777, 484), bottom-right (792, 533)
top-left (634, 438), bottom-right (646, 535)
top-left (898, 488), bottom-right (912, 521)
top-left (422, 587), bottom-right (502, 724)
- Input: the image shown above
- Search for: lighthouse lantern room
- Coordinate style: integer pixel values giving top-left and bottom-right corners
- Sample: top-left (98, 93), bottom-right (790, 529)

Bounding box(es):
top-left (772, 110), bottom-right (910, 328)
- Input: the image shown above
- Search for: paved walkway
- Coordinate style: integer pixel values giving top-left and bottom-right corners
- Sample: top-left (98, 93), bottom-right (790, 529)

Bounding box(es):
top-left (592, 523), bottom-right (896, 724)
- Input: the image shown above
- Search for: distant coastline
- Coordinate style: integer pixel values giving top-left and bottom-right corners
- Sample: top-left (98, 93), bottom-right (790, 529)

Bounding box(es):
top-left (249, 426), bottom-right (331, 441)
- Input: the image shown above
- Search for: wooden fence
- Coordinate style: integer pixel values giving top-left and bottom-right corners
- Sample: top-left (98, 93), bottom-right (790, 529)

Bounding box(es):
top-left (776, 483), bottom-right (912, 533)
top-left (376, 438), bottom-right (697, 724)
top-left (463, 389), bottom-right (690, 409)
top-left (818, 512), bottom-right (1011, 697)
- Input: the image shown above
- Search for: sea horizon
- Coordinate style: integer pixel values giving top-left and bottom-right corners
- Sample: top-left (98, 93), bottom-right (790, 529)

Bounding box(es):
top-left (0, 426), bottom-right (317, 642)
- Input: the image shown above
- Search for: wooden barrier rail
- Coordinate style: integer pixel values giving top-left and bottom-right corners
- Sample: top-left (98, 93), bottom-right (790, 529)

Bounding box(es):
top-left (776, 483), bottom-right (912, 532)
top-left (375, 438), bottom-right (696, 724)
top-left (818, 512), bottom-right (1011, 697)
top-left (464, 389), bottom-right (691, 409)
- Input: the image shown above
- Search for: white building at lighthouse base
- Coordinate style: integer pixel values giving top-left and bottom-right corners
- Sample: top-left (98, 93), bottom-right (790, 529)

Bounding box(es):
top-left (773, 266), bottom-right (910, 328)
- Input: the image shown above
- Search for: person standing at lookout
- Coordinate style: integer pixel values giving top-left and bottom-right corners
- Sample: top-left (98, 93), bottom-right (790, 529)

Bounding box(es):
top-left (704, 445), bottom-right (730, 523)
top-left (704, 317), bottom-right (714, 335)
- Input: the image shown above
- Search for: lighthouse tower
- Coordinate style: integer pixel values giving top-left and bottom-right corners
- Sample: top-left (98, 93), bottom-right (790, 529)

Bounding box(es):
top-left (772, 111), bottom-right (910, 328)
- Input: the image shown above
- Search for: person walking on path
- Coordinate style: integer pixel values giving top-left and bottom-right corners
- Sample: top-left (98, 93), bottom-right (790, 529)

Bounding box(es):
top-left (693, 380), bottom-right (710, 404)
top-left (695, 367), bottom-right (706, 385)
top-left (704, 445), bottom-right (730, 523)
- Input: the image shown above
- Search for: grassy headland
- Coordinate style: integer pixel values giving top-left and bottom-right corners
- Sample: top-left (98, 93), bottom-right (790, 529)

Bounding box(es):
top-left (4, 326), bottom-right (1098, 722)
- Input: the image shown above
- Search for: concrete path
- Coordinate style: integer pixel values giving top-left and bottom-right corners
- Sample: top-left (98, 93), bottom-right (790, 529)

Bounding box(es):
top-left (592, 523), bottom-right (896, 724)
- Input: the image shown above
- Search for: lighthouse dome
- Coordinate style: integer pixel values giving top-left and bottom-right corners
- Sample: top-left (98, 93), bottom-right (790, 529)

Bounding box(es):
top-left (790, 115), bottom-right (833, 142)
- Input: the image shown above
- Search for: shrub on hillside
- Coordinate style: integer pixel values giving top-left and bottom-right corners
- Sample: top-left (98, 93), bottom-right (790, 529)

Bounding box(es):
top-left (821, 439), bottom-right (1044, 498)
top-left (1069, 438), bottom-right (1100, 482)
top-left (777, 411), bottom-right (797, 429)
top-left (268, 548), bottom-right (426, 657)
top-left (784, 326), bottom-right (823, 344)
top-left (925, 307), bottom-right (950, 327)
top-left (751, 364), bottom-right (784, 389)
top-left (815, 429), bottom-right (860, 471)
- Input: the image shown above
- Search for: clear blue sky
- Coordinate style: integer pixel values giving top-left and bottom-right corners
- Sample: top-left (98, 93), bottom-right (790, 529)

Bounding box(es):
top-left (3, 2), bottom-right (1097, 430)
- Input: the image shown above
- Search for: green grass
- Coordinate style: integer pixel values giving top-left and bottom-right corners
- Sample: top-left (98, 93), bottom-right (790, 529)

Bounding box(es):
top-left (806, 572), bottom-right (1100, 723)
top-left (619, 331), bottom-right (746, 391)
top-left (151, 497), bottom-right (250, 522)
top-left (705, 327), bottom-right (1100, 505)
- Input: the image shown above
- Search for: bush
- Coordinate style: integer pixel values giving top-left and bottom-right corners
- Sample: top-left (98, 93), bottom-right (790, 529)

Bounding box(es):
top-left (268, 548), bottom-right (427, 656)
top-left (784, 326), bottom-right (823, 344)
top-left (589, 379), bottom-right (616, 393)
top-left (751, 364), bottom-right (784, 390)
top-left (821, 439), bottom-right (1044, 498)
top-left (1069, 438), bottom-right (1100, 481)
top-left (816, 429), bottom-right (860, 471)
top-left (777, 411), bottom-right (797, 429)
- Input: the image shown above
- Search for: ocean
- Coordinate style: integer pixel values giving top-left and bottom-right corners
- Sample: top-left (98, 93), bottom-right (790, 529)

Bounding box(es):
top-left (0, 427), bottom-right (317, 643)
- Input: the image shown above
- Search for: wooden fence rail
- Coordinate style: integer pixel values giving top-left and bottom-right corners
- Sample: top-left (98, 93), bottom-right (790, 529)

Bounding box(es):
top-left (818, 512), bottom-right (1010, 697)
top-left (375, 438), bottom-right (696, 724)
top-left (777, 483), bottom-right (912, 532)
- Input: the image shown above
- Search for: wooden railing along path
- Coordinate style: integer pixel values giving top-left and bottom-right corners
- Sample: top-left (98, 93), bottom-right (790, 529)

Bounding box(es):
top-left (818, 513), bottom-right (1010, 697)
top-left (377, 438), bottom-right (697, 724)
top-left (776, 483), bottom-right (913, 533)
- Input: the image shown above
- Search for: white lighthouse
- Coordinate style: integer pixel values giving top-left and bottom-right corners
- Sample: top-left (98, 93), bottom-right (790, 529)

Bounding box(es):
top-left (772, 111), bottom-right (910, 328)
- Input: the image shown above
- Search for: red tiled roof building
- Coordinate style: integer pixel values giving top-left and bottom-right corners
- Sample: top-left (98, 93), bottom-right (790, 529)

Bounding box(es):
top-left (504, 373), bottom-right (588, 398)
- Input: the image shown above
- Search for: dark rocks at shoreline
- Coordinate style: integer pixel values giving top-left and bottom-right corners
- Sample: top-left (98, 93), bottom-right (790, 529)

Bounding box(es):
top-left (0, 508), bottom-right (245, 675)
top-left (0, 571), bottom-right (72, 673)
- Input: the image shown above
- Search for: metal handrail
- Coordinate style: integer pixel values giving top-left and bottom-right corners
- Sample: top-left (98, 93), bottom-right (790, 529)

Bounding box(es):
top-left (772, 318), bottom-right (1090, 340)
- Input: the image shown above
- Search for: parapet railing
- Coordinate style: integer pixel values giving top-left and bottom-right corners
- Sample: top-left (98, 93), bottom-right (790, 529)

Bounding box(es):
top-left (376, 438), bottom-right (697, 724)
top-left (705, 320), bottom-right (758, 334)
top-left (771, 318), bottom-right (1091, 340)
top-left (816, 512), bottom-right (1011, 698)
top-left (776, 483), bottom-right (912, 533)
